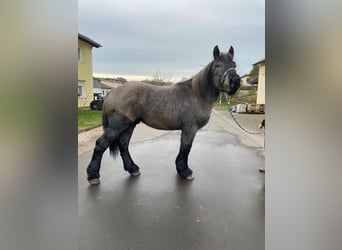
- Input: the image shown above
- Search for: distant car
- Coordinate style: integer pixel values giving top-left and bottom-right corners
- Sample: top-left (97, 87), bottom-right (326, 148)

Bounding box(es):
top-left (90, 100), bottom-right (103, 110)
top-left (90, 93), bottom-right (105, 110)
top-left (93, 93), bottom-right (105, 100)
top-left (236, 103), bottom-right (248, 113)
top-left (229, 105), bottom-right (237, 112)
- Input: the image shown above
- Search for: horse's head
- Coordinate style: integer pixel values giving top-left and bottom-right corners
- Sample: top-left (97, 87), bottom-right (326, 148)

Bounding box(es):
top-left (211, 45), bottom-right (240, 95)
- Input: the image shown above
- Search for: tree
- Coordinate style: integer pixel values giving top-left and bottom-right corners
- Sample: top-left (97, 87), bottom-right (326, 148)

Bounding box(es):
top-left (217, 92), bottom-right (229, 104)
top-left (144, 68), bottom-right (173, 86)
top-left (248, 64), bottom-right (259, 82)
top-left (114, 77), bottom-right (127, 83)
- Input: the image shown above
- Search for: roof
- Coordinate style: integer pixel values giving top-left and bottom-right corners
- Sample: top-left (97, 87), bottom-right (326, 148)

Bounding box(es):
top-left (78, 33), bottom-right (102, 48)
top-left (240, 74), bottom-right (250, 78)
top-left (253, 58), bottom-right (265, 66)
top-left (100, 80), bottom-right (124, 89)
top-left (93, 79), bottom-right (112, 89)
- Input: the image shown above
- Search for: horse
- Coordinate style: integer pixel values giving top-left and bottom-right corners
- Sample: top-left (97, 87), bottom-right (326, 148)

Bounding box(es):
top-left (87, 45), bottom-right (241, 184)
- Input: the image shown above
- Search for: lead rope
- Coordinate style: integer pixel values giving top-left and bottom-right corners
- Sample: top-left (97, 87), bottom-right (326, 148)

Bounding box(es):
top-left (227, 107), bottom-right (265, 135)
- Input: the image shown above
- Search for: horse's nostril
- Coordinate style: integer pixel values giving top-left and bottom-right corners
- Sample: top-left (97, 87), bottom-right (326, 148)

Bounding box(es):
top-left (231, 77), bottom-right (240, 85)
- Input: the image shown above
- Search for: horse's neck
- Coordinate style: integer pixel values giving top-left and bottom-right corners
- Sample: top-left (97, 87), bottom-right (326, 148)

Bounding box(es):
top-left (191, 62), bottom-right (219, 106)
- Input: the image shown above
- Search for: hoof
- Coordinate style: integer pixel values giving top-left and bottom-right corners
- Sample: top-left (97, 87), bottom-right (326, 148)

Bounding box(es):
top-left (88, 178), bottom-right (100, 185)
top-left (130, 171), bottom-right (141, 177)
top-left (185, 175), bottom-right (195, 181)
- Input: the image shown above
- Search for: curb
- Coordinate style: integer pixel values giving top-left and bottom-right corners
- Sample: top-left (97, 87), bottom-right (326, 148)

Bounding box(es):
top-left (78, 124), bottom-right (102, 134)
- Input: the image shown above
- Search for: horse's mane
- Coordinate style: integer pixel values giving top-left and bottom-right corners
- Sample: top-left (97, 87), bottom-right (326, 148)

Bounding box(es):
top-left (191, 61), bottom-right (213, 99)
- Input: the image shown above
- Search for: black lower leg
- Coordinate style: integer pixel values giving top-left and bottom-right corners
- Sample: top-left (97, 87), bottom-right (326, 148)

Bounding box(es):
top-left (175, 143), bottom-right (193, 178)
top-left (118, 126), bottom-right (139, 174)
top-left (87, 135), bottom-right (108, 180)
top-left (119, 145), bottom-right (139, 174)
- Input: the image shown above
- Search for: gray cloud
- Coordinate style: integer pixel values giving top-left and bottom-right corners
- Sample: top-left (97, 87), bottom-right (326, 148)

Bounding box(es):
top-left (79, 0), bottom-right (264, 80)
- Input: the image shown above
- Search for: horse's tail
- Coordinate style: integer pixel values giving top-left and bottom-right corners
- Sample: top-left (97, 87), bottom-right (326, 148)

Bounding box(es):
top-left (102, 109), bottom-right (120, 158)
top-left (109, 141), bottom-right (120, 158)
top-left (102, 109), bottom-right (108, 130)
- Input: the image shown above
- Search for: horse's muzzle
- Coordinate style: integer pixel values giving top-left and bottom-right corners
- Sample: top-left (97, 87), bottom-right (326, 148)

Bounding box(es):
top-left (224, 74), bottom-right (240, 95)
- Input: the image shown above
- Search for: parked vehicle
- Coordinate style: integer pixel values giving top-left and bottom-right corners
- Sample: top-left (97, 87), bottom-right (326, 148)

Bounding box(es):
top-left (90, 93), bottom-right (105, 110)
top-left (229, 105), bottom-right (237, 112)
top-left (229, 102), bottom-right (265, 114)
top-left (236, 102), bottom-right (248, 113)
top-left (246, 103), bottom-right (265, 113)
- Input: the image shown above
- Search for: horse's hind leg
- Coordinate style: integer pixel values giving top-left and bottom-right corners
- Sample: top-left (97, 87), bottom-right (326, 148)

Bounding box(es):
top-left (118, 124), bottom-right (140, 176)
top-left (86, 128), bottom-right (116, 184)
top-left (86, 111), bottom-right (133, 184)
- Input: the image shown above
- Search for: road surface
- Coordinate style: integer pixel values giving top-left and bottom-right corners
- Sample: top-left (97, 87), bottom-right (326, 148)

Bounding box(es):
top-left (78, 109), bottom-right (265, 250)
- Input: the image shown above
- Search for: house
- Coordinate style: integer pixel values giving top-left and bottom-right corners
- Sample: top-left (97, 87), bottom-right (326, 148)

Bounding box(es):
top-left (93, 78), bottom-right (112, 97)
top-left (254, 58), bottom-right (265, 105)
top-left (240, 74), bottom-right (251, 86)
top-left (241, 74), bottom-right (259, 87)
top-left (78, 33), bottom-right (102, 108)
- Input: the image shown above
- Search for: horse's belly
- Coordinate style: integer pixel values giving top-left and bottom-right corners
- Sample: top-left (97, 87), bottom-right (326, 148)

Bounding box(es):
top-left (198, 117), bottom-right (210, 129)
top-left (141, 119), bottom-right (180, 130)
top-left (141, 115), bottom-right (181, 130)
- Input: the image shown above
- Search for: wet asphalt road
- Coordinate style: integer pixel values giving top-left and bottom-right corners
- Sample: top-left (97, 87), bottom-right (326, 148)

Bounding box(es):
top-left (78, 119), bottom-right (265, 250)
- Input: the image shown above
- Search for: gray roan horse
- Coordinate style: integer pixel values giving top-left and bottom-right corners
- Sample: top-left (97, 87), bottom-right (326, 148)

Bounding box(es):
top-left (87, 45), bottom-right (240, 184)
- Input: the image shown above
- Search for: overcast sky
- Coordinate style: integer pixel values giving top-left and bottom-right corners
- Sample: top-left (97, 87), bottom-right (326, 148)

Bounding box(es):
top-left (79, 0), bottom-right (264, 81)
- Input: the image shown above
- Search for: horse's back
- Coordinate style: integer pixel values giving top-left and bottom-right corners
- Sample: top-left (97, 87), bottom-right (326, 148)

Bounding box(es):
top-left (103, 82), bottom-right (174, 122)
top-left (103, 81), bottom-right (197, 129)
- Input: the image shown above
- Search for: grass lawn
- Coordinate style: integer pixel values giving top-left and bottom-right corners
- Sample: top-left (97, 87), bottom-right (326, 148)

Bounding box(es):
top-left (78, 110), bottom-right (102, 132)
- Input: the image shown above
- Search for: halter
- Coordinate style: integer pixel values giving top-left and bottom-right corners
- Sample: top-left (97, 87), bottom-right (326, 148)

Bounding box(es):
top-left (220, 67), bottom-right (236, 83)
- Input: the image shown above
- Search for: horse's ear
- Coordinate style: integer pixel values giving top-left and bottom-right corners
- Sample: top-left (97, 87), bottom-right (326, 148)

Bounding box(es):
top-left (228, 46), bottom-right (234, 60)
top-left (213, 45), bottom-right (220, 59)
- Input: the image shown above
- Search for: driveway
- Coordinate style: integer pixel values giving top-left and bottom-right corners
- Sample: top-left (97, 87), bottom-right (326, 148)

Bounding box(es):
top-left (78, 109), bottom-right (265, 250)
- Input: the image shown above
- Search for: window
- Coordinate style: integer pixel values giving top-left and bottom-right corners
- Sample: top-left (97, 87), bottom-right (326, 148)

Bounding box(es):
top-left (78, 81), bottom-right (84, 98)
top-left (78, 47), bottom-right (82, 61)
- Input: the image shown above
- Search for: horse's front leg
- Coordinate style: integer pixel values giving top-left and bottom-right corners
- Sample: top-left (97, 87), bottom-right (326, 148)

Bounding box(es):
top-left (176, 127), bottom-right (197, 180)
